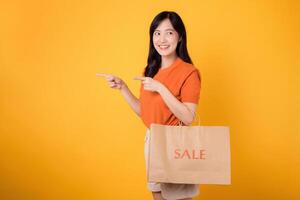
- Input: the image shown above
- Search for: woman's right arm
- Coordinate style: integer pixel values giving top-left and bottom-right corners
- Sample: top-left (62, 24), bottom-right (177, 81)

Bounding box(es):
top-left (96, 73), bottom-right (140, 117)
top-left (120, 84), bottom-right (140, 116)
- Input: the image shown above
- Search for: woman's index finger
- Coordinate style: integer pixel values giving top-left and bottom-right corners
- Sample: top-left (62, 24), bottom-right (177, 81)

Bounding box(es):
top-left (96, 73), bottom-right (111, 78)
top-left (133, 76), bottom-right (146, 81)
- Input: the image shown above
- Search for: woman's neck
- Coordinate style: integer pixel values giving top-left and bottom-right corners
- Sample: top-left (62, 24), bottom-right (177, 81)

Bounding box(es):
top-left (161, 54), bottom-right (178, 69)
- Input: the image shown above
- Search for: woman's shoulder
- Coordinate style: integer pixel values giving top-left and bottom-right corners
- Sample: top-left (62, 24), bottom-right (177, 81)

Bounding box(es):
top-left (178, 58), bottom-right (200, 76)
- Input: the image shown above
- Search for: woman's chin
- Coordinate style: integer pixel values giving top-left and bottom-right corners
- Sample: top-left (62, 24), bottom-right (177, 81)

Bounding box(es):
top-left (158, 51), bottom-right (173, 57)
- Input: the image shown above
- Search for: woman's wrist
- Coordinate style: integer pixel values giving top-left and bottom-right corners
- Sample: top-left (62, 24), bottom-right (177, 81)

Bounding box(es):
top-left (120, 83), bottom-right (128, 92)
top-left (157, 82), bottom-right (165, 94)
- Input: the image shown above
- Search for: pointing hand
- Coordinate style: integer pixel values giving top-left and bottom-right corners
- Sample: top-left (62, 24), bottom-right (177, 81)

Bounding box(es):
top-left (96, 73), bottom-right (126, 90)
top-left (134, 76), bottom-right (163, 93)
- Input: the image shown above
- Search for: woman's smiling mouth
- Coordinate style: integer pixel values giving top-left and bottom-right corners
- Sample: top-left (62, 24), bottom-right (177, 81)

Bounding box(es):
top-left (159, 45), bottom-right (170, 50)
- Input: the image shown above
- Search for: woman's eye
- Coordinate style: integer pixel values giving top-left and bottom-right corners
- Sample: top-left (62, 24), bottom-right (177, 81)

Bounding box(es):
top-left (154, 32), bottom-right (160, 35)
top-left (168, 32), bottom-right (173, 35)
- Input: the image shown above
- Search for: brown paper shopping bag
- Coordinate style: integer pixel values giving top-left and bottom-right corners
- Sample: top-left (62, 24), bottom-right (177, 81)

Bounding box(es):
top-left (147, 123), bottom-right (231, 184)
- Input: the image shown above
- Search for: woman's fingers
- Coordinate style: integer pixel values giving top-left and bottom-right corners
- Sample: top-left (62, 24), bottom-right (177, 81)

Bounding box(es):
top-left (97, 73), bottom-right (124, 90)
top-left (133, 76), bottom-right (146, 81)
top-left (97, 73), bottom-right (116, 82)
top-left (109, 82), bottom-right (115, 87)
top-left (96, 73), bottom-right (111, 78)
top-left (114, 78), bottom-right (121, 84)
top-left (96, 73), bottom-right (113, 79)
top-left (108, 80), bottom-right (122, 89)
top-left (134, 76), bottom-right (150, 84)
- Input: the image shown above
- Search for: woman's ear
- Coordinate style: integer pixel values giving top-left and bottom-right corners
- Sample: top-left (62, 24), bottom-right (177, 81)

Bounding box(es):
top-left (179, 37), bottom-right (182, 42)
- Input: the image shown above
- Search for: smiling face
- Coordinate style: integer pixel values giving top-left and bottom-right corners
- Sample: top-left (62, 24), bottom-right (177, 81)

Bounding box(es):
top-left (153, 18), bottom-right (181, 58)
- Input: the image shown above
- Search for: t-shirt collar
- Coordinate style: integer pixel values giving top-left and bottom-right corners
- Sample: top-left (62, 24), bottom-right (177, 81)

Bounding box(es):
top-left (158, 57), bottom-right (182, 73)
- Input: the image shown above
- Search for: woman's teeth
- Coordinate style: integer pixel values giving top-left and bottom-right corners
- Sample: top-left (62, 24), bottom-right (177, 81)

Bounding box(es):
top-left (159, 45), bottom-right (170, 50)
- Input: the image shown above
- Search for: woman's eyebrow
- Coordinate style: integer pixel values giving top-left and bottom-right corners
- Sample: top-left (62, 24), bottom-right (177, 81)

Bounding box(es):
top-left (154, 28), bottom-right (175, 31)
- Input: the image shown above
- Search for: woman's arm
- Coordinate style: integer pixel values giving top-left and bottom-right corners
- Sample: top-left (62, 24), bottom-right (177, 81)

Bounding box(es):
top-left (158, 85), bottom-right (196, 125)
top-left (134, 76), bottom-right (197, 125)
top-left (97, 73), bottom-right (140, 116)
top-left (120, 84), bottom-right (140, 116)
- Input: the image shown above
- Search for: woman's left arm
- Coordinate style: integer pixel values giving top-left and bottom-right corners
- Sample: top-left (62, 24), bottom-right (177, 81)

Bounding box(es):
top-left (158, 85), bottom-right (196, 125)
top-left (134, 76), bottom-right (197, 125)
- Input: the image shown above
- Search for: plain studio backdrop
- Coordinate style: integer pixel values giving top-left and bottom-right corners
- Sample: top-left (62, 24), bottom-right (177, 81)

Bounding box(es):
top-left (0, 0), bottom-right (299, 199)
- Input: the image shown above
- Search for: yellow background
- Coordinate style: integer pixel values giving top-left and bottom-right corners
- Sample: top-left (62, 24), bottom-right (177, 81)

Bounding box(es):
top-left (0, 0), bottom-right (299, 199)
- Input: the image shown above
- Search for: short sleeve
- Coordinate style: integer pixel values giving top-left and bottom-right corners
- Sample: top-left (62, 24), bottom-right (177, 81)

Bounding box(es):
top-left (139, 70), bottom-right (145, 100)
top-left (139, 83), bottom-right (143, 100)
top-left (180, 69), bottom-right (201, 103)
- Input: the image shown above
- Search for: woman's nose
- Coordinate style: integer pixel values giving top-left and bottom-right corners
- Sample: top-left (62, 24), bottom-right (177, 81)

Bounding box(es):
top-left (159, 34), bottom-right (167, 42)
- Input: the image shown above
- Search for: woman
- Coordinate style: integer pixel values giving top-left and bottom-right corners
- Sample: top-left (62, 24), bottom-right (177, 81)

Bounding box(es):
top-left (97, 11), bottom-right (201, 200)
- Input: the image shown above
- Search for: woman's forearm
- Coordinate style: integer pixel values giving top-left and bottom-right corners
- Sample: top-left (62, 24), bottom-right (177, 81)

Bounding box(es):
top-left (120, 85), bottom-right (141, 116)
top-left (158, 86), bottom-right (194, 125)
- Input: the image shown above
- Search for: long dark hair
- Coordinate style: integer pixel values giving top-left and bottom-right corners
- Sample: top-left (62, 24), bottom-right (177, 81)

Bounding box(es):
top-left (144, 11), bottom-right (193, 77)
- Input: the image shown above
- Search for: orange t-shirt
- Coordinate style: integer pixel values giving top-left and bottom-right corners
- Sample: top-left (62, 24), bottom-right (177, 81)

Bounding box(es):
top-left (139, 57), bottom-right (201, 128)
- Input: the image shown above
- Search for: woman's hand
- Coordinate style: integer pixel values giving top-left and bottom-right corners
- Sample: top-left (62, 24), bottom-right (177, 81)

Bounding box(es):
top-left (96, 73), bottom-right (126, 90)
top-left (134, 76), bottom-right (163, 93)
